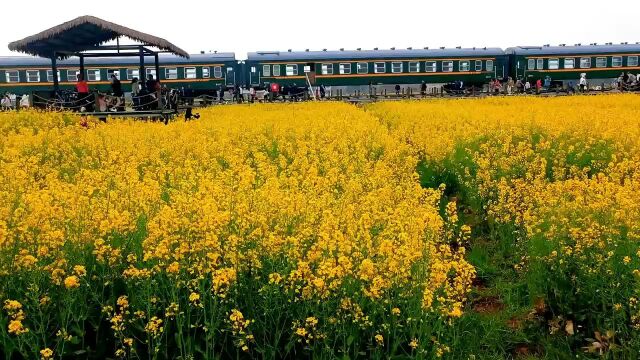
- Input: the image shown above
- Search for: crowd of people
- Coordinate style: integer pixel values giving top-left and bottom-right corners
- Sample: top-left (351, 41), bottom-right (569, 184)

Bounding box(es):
top-left (5, 69), bottom-right (640, 113)
top-left (616, 72), bottom-right (639, 90)
top-left (0, 93), bottom-right (30, 110)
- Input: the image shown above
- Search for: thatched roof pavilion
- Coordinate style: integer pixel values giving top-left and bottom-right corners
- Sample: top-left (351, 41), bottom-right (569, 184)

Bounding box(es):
top-left (8, 15), bottom-right (189, 93)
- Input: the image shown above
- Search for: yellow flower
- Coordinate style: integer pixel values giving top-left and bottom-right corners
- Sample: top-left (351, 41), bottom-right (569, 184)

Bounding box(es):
top-left (189, 292), bottom-right (201, 304)
top-left (3, 300), bottom-right (22, 312)
top-left (8, 319), bottom-right (28, 335)
top-left (409, 338), bottom-right (419, 349)
top-left (73, 265), bottom-right (87, 277)
top-left (64, 275), bottom-right (80, 289)
top-left (375, 334), bottom-right (384, 346)
top-left (40, 348), bottom-right (53, 359)
top-left (305, 316), bottom-right (318, 328)
top-left (391, 307), bottom-right (401, 316)
top-left (145, 316), bottom-right (164, 337)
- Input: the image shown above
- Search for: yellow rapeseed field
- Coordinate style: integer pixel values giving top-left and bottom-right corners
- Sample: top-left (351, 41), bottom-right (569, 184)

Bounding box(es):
top-left (1, 95), bottom-right (640, 359)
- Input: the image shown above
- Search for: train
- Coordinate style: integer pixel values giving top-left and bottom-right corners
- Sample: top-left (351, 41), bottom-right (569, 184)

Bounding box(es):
top-left (1, 42), bottom-right (639, 98)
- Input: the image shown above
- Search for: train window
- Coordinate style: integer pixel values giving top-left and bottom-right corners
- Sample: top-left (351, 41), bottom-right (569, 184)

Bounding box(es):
top-left (272, 65), bottom-right (281, 77)
top-left (357, 62), bottom-right (368, 74)
top-left (165, 68), bottom-right (178, 79)
top-left (409, 62), bottom-right (420, 73)
top-left (595, 57), bottom-right (607, 68)
top-left (486, 60), bottom-right (494, 72)
top-left (459, 61), bottom-right (470, 71)
top-left (185, 67), bottom-right (197, 79)
top-left (612, 56), bottom-right (622, 67)
top-left (425, 61), bottom-right (436, 72)
top-left (107, 69), bottom-right (120, 80)
top-left (628, 56), bottom-right (639, 67)
top-left (475, 60), bottom-right (483, 71)
top-left (202, 67), bottom-right (210, 78)
top-left (527, 59), bottom-right (535, 70)
top-left (442, 61), bottom-right (453, 72)
top-left (46, 70), bottom-right (60, 82)
top-left (285, 64), bottom-right (298, 76)
top-left (339, 63), bottom-right (352, 75)
top-left (374, 62), bottom-right (386, 73)
top-left (321, 64), bottom-right (333, 75)
top-left (391, 62), bottom-right (403, 73)
top-left (5, 70), bottom-right (19, 83)
top-left (548, 58), bottom-right (559, 70)
top-left (214, 66), bottom-right (223, 78)
top-left (146, 68), bottom-right (157, 79)
top-left (26, 70), bottom-right (40, 82)
top-left (87, 69), bottom-right (101, 81)
top-left (126, 69), bottom-right (139, 80)
top-left (563, 58), bottom-right (574, 69)
top-left (67, 69), bottom-right (79, 82)
top-left (536, 59), bottom-right (544, 70)
top-left (580, 57), bottom-right (591, 68)
top-left (262, 65), bottom-right (271, 77)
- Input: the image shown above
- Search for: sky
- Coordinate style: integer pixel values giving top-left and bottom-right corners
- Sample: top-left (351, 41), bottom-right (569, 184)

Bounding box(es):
top-left (1, 0), bottom-right (639, 60)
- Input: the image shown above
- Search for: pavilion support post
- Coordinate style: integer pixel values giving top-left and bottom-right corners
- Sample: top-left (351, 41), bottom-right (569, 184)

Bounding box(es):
top-left (51, 54), bottom-right (59, 93)
top-left (79, 55), bottom-right (85, 80)
top-left (154, 53), bottom-right (163, 110)
top-left (138, 46), bottom-right (145, 86)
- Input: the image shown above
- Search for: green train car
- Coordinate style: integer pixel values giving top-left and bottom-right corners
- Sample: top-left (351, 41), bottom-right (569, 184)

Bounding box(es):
top-left (0, 52), bottom-right (237, 96)
top-left (245, 47), bottom-right (508, 93)
top-left (506, 43), bottom-right (640, 86)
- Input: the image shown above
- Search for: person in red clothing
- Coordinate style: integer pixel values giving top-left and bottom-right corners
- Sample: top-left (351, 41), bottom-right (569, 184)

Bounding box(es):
top-left (535, 79), bottom-right (542, 94)
top-left (76, 73), bottom-right (91, 111)
top-left (76, 73), bottom-right (89, 93)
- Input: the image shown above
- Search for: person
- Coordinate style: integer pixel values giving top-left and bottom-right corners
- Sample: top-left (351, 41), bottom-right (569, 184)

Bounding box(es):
top-left (395, 84), bottom-right (401, 96)
top-left (507, 77), bottom-right (514, 95)
top-left (567, 81), bottom-right (575, 94)
top-left (110, 75), bottom-right (123, 111)
top-left (420, 81), bottom-right (427, 97)
top-left (249, 87), bottom-right (256, 103)
top-left (270, 82), bottom-right (280, 102)
top-left (1, 94), bottom-right (11, 110)
top-left (131, 78), bottom-right (140, 110)
top-left (234, 84), bottom-right (243, 103)
top-left (524, 81), bottom-right (531, 94)
top-left (146, 74), bottom-right (157, 94)
top-left (544, 75), bottom-right (551, 89)
top-left (579, 73), bottom-right (587, 92)
top-left (319, 84), bottom-right (326, 99)
top-left (617, 73), bottom-right (626, 91)
top-left (19, 94), bottom-right (29, 109)
top-left (627, 72), bottom-right (637, 86)
top-left (515, 78), bottom-right (523, 93)
top-left (76, 73), bottom-right (90, 111)
top-left (493, 78), bottom-right (502, 94)
top-left (535, 79), bottom-right (542, 94)
top-left (97, 94), bottom-right (107, 112)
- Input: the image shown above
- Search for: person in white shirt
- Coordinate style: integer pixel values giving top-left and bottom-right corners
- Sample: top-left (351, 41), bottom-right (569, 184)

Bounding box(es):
top-left (19, 94), bottom-right (30, 109)
top-left (579, 73), bottom-right (587, 92)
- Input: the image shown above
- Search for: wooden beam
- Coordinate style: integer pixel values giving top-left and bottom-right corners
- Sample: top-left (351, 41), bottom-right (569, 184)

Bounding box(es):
top-left (51, 53), bottom-right (59, 92)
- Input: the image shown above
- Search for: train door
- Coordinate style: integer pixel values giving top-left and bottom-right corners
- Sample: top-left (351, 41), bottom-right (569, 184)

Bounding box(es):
top-left (250, 65), bottom-right (260, 86)
top-left (497, 64), bottom-right (505, 79)
top-left (304, 63), bottom-right (316, 85)
top-left (225, 66), bottom-right (236, 86)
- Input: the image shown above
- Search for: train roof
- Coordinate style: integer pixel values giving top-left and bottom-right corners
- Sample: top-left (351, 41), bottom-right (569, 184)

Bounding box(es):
top-left (506, 43), bottom-right (640, 55)
top-left (247, 48), bottom-right (504, 61)
top-left (0, 53), bottom-right (236, 67)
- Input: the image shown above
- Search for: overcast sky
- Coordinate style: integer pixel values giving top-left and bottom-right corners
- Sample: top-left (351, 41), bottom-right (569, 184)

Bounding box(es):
top-left (1, 0), bottom-right (639, 59)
